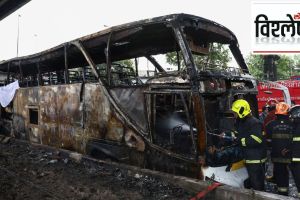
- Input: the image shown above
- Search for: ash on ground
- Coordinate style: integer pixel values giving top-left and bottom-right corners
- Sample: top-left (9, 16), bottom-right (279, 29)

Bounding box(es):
top-left (0, 139), bottom-right (192, 200)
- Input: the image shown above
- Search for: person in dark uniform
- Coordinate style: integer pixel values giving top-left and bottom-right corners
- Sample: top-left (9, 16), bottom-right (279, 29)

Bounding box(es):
top-left (289, 105), bottom-right (300, 198)
top-left (259, 105), bottom-right (269, 123)
top-left (231, 99), bottom-right (267, 191)
top-left (265, 102), bottom-right (293, 196)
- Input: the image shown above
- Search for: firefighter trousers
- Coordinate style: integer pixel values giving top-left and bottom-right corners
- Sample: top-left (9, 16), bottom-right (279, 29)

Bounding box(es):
top-left (245, 163), bottom-right (265, 191)
top-left (273, 163), bottom-right (289, 196)
top-left (290, 162), bottom-right (300, 197)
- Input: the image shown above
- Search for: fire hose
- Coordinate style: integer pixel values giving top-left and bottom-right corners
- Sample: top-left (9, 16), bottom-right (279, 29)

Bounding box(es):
top-left (207, 131), bottom-right (237, 141)
top-left (190, 182), bottom-right (222, 200)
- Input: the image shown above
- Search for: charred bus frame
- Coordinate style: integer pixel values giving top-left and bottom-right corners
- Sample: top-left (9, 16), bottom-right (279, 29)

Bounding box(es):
top-left (0, 14), bottom-right (258, 179)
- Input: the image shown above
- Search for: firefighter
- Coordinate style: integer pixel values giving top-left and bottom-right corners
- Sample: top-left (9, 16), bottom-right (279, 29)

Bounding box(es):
top-left (265, 102), bottom-right (293, 196)
top-left (263, 99), bottom-right (279, 133)
top-left (288, 105), bottom-right (300, 198)
top-left (231, 99), bottom-right (267, 191)
top-left (259, 105), bottom-right (269, 123)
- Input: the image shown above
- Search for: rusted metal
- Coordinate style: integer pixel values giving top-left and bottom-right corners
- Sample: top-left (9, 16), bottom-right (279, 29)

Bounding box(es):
top-left (0, 13), bottom-right (259, 184)
top-left (193, 95), bottom-right (207, 156)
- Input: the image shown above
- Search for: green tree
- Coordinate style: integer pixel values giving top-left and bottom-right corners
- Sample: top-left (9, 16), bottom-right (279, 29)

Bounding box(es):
top-left (292, 55), bottom-right (300, 75)
top-left (276, 55), bottom-right (293, 80)
top-left (166, 43), bottom-right (231, 70)
top-left (246, 54), bottom-right (293, 80)
top-left (246, 54), bottom-right (264, 80)
top-left (117, 59), bottom-right (134, 69)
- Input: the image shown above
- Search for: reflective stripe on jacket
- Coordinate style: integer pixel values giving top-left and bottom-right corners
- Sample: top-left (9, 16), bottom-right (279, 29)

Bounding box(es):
top-left (265, 115), bottom-right (293, 163)
top-left (236, 115), bottom-right (267, 162)
top-left (292, 124), bottom-right (300, 162)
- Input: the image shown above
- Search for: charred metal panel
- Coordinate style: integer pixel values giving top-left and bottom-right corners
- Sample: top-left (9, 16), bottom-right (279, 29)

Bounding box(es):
top-left (192, 95), bottom-right (207, 155)
top-left (13, 87), bottom-right (40, 143)
top-left (12, 83), bottom-right (144, 154)
top-left (83, 83), bottom-right (111, 140)
top-left (146, 145), bottom-right (200, 179)
top-left (39, 85), bottom-right (82, 150)
top-left (106, 114), bottom-right (124, 142)
top-left (110, 87), bottom-right (148, 133)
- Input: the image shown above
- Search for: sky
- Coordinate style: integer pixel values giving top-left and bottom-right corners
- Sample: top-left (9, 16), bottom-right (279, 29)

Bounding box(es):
top-left (0, 0), bottom-right (254, 61)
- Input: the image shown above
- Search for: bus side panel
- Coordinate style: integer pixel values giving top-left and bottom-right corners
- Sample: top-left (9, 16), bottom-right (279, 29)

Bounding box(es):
top-left (13, 83), bottom-right (144, 159)
top-left (84, 84), bottom-right (111, 140)
top-left (13, 87), bottom-right (40, 141)
top-left (39, 84), bottom-right (83, 151)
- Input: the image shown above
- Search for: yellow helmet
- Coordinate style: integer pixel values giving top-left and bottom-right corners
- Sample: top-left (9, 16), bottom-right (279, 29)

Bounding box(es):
top-left (231, 99), bottom-right (251, 118)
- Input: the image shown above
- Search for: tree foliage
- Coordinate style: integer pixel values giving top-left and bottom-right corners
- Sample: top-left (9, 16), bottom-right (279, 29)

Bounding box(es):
top-left (276, 55), bottom-right (293, 80)
top-left (166, 43), bottom-right (231, 70)
top-left (246, 54), bottom-right (294, 80)
top-left (246, 55), bottom-right (264, 80)
top-left (117, 59), bottom-right (134, 69)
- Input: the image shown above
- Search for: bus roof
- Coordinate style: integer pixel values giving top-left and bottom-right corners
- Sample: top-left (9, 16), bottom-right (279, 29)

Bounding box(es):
top-left (0, 13), bottom-right (245, 76)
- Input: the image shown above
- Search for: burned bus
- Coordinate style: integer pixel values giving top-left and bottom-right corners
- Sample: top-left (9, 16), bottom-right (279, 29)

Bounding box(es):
top-left (0, 14), bottom-right (258, 185)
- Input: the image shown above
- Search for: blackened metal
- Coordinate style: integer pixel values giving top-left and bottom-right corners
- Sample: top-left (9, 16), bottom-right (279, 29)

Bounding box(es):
top-left (176, 51), bottom-right (180, 71)
top-left (36, 62), bottom-right (41, 86)
top-left (18, 61), bottom-right (23, 84)
top-left (171, 22), bottom-right (197, 90)
top-left (145, 55), bottom-right (165, 72)
top-left (171, 21), bottom-right (207, 155)
top-left (0, 14), bottom-right (244, 75)
top-left (229, 43), bottom-right (249, 73)
top-left (134, 58), bottom-right (138, 77)
top-left (64, 44), bottom-right (69, 84)
top-left (180, 92), bottom-right (196, 154)
top-left (110, 87), bottom-right (148, 133)
top-left (0, 0), bottom-right (31, 21)
top-left (106, 32), bottom-right (113, 86)
top-left (49, 72), bottom-right (52, 85)
top-left (82, 65), bottom-right (86, 83)
top-left (70, 41), bottom-right (99, 80)
top-left (70, 40), bottom-right (148, 137)
top-left (6, 62), bottom-right (10, 84)
top-left (80, 83), bottom-right (86, 129)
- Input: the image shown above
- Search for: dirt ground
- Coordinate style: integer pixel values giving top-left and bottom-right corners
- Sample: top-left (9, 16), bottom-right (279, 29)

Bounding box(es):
top-left (0, 138), bottom-right (193, 200)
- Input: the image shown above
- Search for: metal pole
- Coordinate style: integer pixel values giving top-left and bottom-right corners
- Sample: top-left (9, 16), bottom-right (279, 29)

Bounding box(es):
top-left (16, 14), bottom-right (21, 57)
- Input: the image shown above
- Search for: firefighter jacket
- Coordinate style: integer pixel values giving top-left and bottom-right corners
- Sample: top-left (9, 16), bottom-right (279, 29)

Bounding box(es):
top-left (235, 115), bottom-right (267, 164)
top-left (265, 115), bottom-right (293, 163)
top-left (292, 123), bottom-right (300, 163)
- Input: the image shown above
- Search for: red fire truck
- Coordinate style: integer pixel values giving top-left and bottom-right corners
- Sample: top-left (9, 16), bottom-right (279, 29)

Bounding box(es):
top-left (257, 78), bottom-right (300, 112)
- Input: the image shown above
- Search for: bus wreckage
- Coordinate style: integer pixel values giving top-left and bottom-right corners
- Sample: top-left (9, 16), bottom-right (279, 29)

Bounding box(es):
top-left (0, 14), bottom-right (258, 187)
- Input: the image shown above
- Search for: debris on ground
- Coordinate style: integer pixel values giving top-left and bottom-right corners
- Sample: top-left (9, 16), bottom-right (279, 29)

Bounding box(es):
top-left (0, 139), bottom-right (192, 200)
